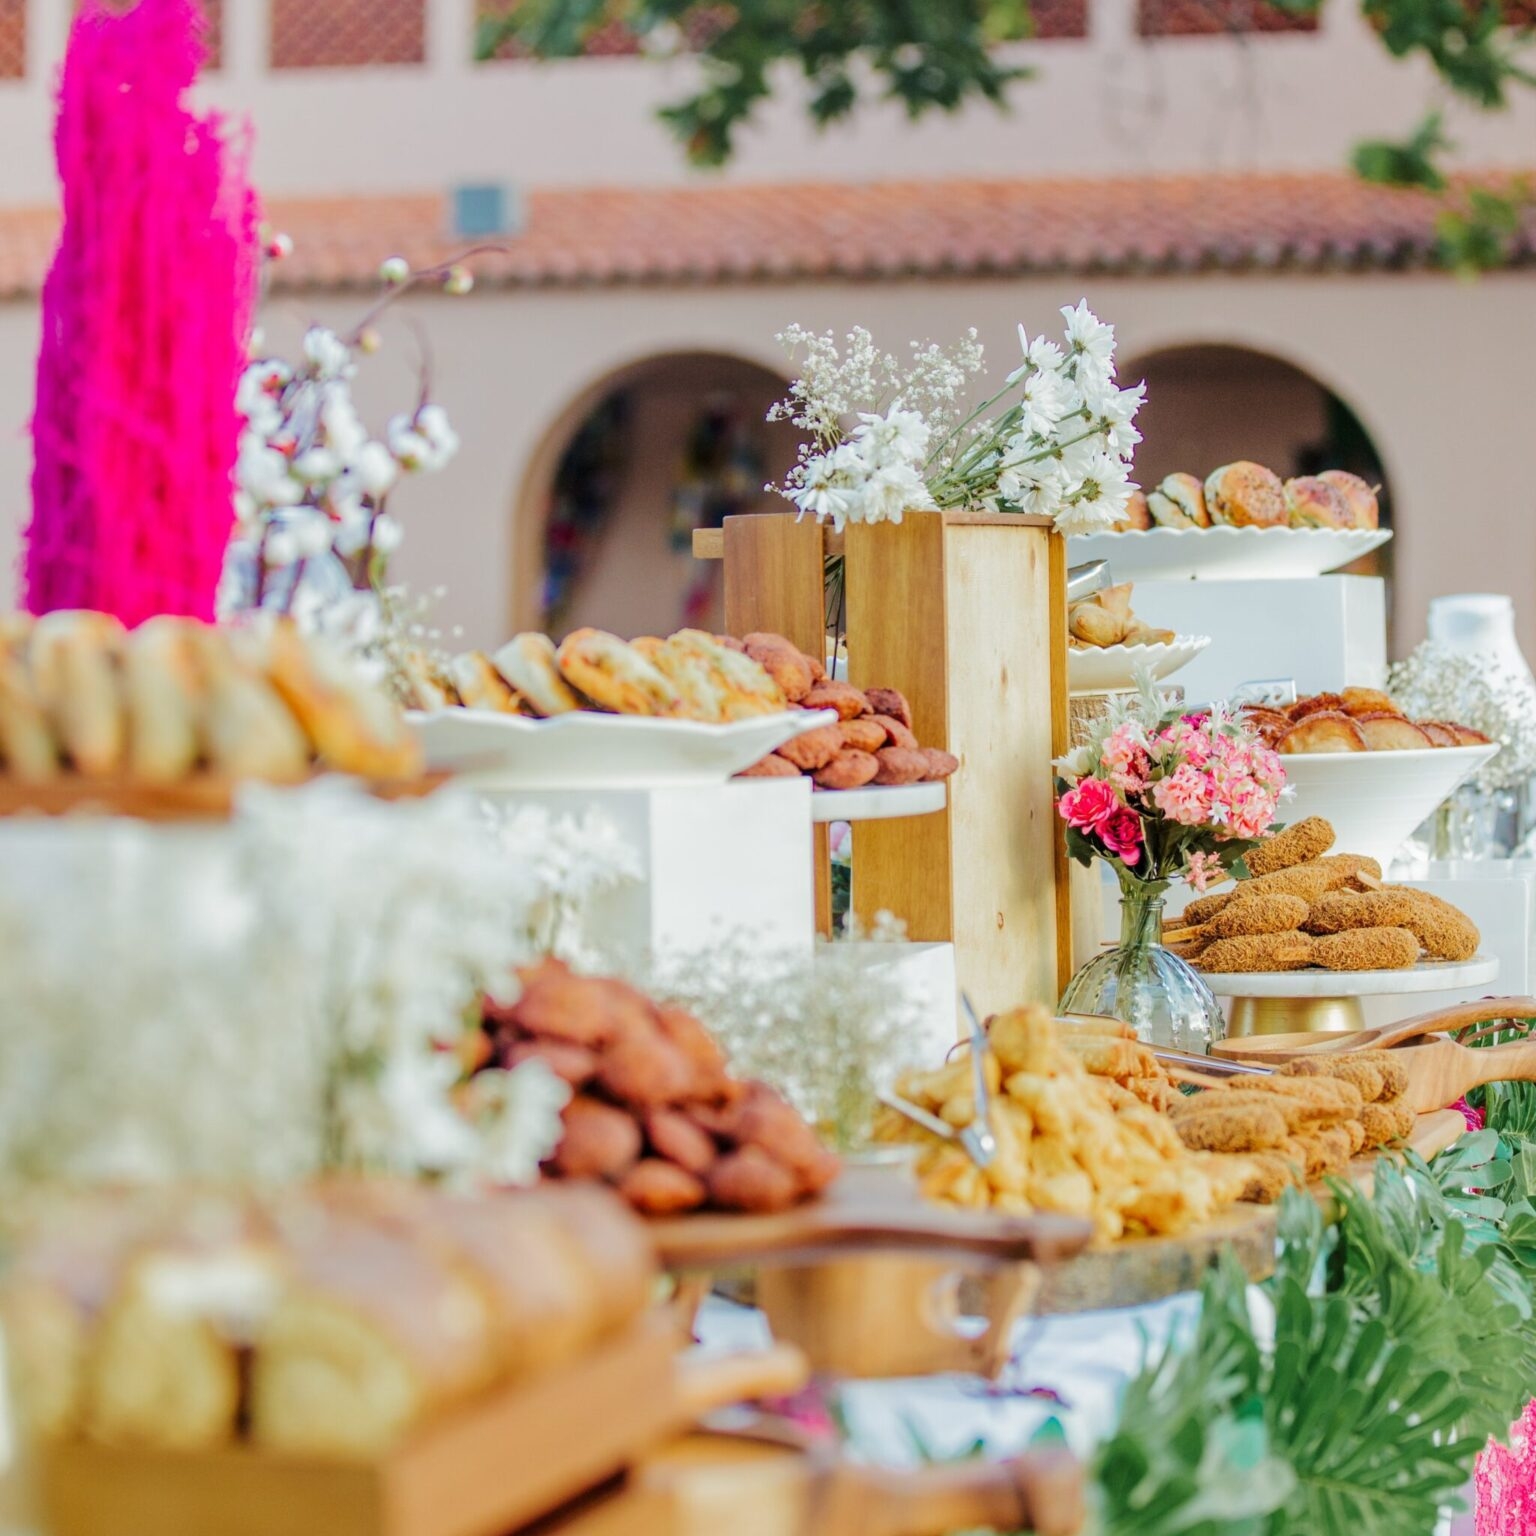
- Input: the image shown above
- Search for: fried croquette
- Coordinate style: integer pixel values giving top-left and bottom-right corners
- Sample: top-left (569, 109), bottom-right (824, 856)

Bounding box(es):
top-left (1346, 1050), bottom-right (1410, 1101)
top-left (1310, 926), bottom-right (1420, 971)
top-left (1203, 893), bottom-right (1310, 939)
top-left (1238, 1074), bottom-right (1364, 1118)
top-left (1276, 1054), bottom-right (1387, 1104)
top-left (1396, 888), bottom-right (1480, 962)
top-left (1305, 890), bottom-right (1420, 936)
top-left (1179, 891), bottom-right (1236, 927)
top-left (1173, 1102), bottom-right (1289, 1152)
top-left (1245, 816), bottom-right (1335, 877)
top-left (1294, 1125), bottom-right (1353, 1179)
top-left (1342, 1119), bottom-right (1366, 1156)
top-left (1360, 1100), bottom-right (1416, 1148)
top-left (1230, 862), bottom-right (1335, 905)
top-left (1238, 1151), bottom-right (1304, 1203)
top-left (1172, 1088), bottom-right (1316, 1134)
top-left (1314, 853), bottom-right (1384, 886)
top-left (1197, 931), bottom-right (1314, 973)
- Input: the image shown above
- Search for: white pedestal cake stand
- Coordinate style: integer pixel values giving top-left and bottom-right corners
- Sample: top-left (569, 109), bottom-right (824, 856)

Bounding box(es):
top-left (1204, 955), bottom-right (1501, 1036)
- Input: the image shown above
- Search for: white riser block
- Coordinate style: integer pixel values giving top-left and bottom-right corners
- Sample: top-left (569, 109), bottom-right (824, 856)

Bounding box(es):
top-left (474, 778), bottom-right (814, 959)
top-left (1130, 575), bottom-right (1386, 701)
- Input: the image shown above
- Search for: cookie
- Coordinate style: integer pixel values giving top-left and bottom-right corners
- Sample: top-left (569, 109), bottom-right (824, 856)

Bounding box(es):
top-left (813, 749), bottom-right (880, 790)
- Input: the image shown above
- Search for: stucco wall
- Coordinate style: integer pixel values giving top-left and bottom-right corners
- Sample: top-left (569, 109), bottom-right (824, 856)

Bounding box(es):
top-left (2, 267), bottom-right (1527, 660)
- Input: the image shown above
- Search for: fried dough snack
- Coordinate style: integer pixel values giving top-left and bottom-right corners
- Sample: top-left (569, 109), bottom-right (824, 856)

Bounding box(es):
top-left (1397, 888), bottom-right (1481, 961)
top-left (1311, 926), bottom-right (1420, 971)
top-left (1203, 893), bottom-right (1310, 938)
top-left (1181, 891), bottom-right (1236, 927)
top-left (1173, 1102), bottom-right (1288, 1152)
top-left (1197, 932), bottom-right (1314, 972)
top-left (1233, 862), bottom-right (1337, 905)
top-left (1361, 1100), bottom-right (1416, 1146)
top-left (1245, 816), bottom-right (1335, 878)
top-left (1276, 1055), bottom-right (1386, 1105)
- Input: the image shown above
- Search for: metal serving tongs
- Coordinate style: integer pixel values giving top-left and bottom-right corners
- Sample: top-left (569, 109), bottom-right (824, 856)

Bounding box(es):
top-left (878, 994), bottom-right (997, 1169)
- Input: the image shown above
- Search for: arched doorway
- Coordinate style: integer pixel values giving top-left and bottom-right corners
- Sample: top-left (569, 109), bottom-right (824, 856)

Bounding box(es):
top-left (1126, 342), bottom-right (1394, 599)
top-left (513, 351), bottom-right (799, 640)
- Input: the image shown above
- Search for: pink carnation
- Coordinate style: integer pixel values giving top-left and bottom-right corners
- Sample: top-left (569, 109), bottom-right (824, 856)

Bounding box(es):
top-left (1150, 764), bottom-right (1212, 827)
top-left (1187, 849), bottom-right (1221, 893)
top-left (1059, 777), bottom-right (1119, 833)
top-left (1100, 724), bottom-right (1152, 793)
top-left (1101, 806), bottom-right (1144, 867)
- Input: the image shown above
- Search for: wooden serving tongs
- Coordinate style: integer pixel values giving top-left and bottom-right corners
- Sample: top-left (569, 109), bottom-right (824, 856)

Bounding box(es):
top-left (1211, 997), bottom-right (1536, 1113)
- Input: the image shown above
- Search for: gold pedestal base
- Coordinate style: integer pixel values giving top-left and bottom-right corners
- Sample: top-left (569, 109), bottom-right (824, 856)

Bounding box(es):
top-left (1228, 995), bottom-right (1366, 1037)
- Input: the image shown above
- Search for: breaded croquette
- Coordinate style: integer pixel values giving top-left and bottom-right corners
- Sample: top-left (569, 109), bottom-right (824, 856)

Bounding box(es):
top-left (1305, 889), bottom-right (1421, 936)
top-left (1310, 925), bottom-right (1420, 971)
top-left (1203, 893), bottom-right (1310, 939)
top-left (1346, 1050), bottom-right (1410, 1100)
top-left (1294, 1125), bottom-right (1353, 1179)
top-left (1360, 1100), bottom-right (1416, 1147)
top-left (1229, 862), bottom-right (1335, 905)
top-left (1343, 1118), bottom-right (1366, 1156)
top-left (1197, 931), bottom-right (1314, 973)
top-left (1314, 853), bottom-right (1384, 887)
top-left (1245, 816), bottom-right (1335, 878)
top-left (1276, 1054), bottom-right (1387, 1104)
top-left (1396, 887), bottom-right (1480, 962)
top-left (1179, 891), bottom-right (1236, 927)
top-left (1239, 1074), bottom-right (1364, 1118)
top-left (1172, 1088), bottom-right (1316, 1134)
top-left (1174, 1102), bottom-right (1289, 1152)
top-left (1239, 1151), bottom-right (1304, 1203)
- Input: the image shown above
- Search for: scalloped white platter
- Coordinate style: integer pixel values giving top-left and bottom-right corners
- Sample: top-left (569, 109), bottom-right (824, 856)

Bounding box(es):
top-left (406, 708), bottom-right (838, 788)
top-left (1069, 634), bottom-right (1211, 695)
top-left (809, 781), bottom-right (947, 822)
top-left (1067, 525), bottom-right (1392, 582)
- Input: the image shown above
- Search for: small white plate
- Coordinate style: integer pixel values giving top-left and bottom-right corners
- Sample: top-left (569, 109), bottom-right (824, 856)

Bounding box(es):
top-left (406, 708), bottom-right (837, 788)
top-left (1069, 635), bottom-right (1211, 695)
top-left (809, 782), bottom-right (947, 822)
top-left (1067, 525), bottom-right (1392, 582)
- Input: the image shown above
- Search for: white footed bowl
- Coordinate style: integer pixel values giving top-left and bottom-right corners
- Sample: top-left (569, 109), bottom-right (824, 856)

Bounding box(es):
top-left (1276, 742), bottom-right (1498, 870)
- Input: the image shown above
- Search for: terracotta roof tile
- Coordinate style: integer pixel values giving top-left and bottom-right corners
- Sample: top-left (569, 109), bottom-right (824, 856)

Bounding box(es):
top-left (0, 170), bottom-right (1530, 298)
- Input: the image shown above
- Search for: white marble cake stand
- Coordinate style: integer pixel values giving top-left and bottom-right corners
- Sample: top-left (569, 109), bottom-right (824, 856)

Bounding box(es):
top-left (1204, 955), bottom-right (1500, 1036)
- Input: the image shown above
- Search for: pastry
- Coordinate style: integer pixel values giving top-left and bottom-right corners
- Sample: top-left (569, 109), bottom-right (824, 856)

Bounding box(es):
top-left (669, 630), bottom-right (787, 718)
top-left (1451, 725), bottom-right (1493, 745)
top-left (1338, 686), bottom-right (1397, 716)
top-left (775, 722), bottom-right (844, 772)
top-left (1287, 693), bottom-right (1345, 721)
top-left (742, 634), bottom-right (815, 702)
top-left (1310, 926), bottom-right (1419, 971)
top-left (619, 1160), bottom-right (707, 1214)
top-left (551, 1096), bottom-right (643, 1180)
top-left (1201, 893), bottom-right (1310, 938)
top-left (707, 1147), bottom-right (801, 1214)
top-left (1147, 472), bottom-right (1209, 529)
top-left (1069, 600), bottom-right (1126, 648)
top-left (736, 753), bottom-right (802, 778)
top-left (801, 680), bottom-right (870, 721)
top-left (0, 640), bottom-right (61, 782)
top-left (502, 1038), bottom-right (599, 1087)
top-left (872, 746), bottom-right (928, 785)
top-left (449, 652), bottom-right (523, 714)
top-left (491, 634), bottom-right (582, 717)
top-left (1276, 711), bottom-right (1367, 754)
top-left (1203, 462), bottom-right (1286, 529)
top-left (188, 626), bottom-right (311, 780)
top-left (556, 629), bottom-right (682, 717)
top-left (1283, 476), bottom-right (1351, 529)
top-left (1244, 816), bottom-right (1334, 877)
top-left (123, 618), bottom-right (202, 783)
top-left (1418, 721), bottom-right (1461, 747)
top-left (30, 610), bottom-right (126, 776)
top-left (398, 651), bottom-right (459, 711)
top-left (1196, 931), bottom-right (1314, 972)
top-left (839, 718), bottom-right (888, 754)
top-left (1109, 489), bottom-right (1152, 531)
top-left (644, 1110), bottom-right (717, 1175)
top-left (1318, 470), bottom-right (1379, 529)
top-left (1351, 712), bottom-right (1432, 751)
top-left (863, 687), bottom-right (913, 730)
top-left (813, 749), bottom-right (880, 790)
top-left (920, 748), bottom-right (960, 780)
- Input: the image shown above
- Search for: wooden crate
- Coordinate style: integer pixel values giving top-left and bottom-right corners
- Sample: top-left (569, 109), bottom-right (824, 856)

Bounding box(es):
top-left (705, 511), bottom-right (1069, 1013)
top-left (39, 1312), bottom-right (682, 1536)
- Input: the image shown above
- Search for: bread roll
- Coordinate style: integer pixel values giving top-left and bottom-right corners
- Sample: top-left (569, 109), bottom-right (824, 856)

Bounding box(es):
top-left (188, 626), bottom-right (312, 779)
top-left (250, 1209), bottom-right (496, 1458)
top-left (30, 611), bottom-right (126, 776)
top-left (1147, 473), bottom-right (1208, 529)
top-left (1318, 470), bottom-right (1379, 529)
top-left (1283, 476), bottom-right (1351, 530)
top-left (124, 617), bottom-right (203, 782)
top-left (1203, 462), bottom-right (1286, 529)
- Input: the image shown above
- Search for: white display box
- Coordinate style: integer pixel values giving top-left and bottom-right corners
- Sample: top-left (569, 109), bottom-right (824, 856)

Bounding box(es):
top-left (476, 778), bottom-right (814, 959)
top-left (1129, 575), bottom-right (1386, 703)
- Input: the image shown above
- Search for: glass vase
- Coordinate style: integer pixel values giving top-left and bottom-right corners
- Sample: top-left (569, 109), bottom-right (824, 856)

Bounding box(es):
top-left (1057, 881), bottom-right (1226, 1052)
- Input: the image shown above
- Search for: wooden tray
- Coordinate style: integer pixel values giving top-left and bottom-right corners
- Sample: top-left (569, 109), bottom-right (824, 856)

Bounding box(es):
top-left (0, 772), bottom-right (448, 822)
top-left (39, 1311), bottom-right (684, 1536)
top-left (647, 1165), bottom-right (1094, 1272)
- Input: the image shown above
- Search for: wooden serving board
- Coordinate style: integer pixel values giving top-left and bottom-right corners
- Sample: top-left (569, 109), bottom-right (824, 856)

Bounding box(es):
top-left (647, 1165), bottom-right (1094, 1272)
top-left (0, 772), bottom-right (447, 822)
top-left (40, 1311), bottom-right (684, 1536)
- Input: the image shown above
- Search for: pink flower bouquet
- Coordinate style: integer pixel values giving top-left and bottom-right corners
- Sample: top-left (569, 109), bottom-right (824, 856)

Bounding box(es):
top-left (1055, 697), bottom-right (1287, 897)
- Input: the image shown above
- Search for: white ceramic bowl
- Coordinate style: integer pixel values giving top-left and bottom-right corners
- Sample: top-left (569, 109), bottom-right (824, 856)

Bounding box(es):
top-left (1068, 635), bottom-right (1211, 695)
top-left (1276, 742), bottom-right (1498, 870)
top-left (1067, 525), bottom-right (1392, 582)
top-left (406, 709), bottom-right (837, 788)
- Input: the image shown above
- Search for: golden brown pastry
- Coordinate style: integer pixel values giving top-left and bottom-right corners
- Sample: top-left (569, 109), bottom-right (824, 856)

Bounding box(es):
top-left (801, 680), bottom-right (871, 721)
top-left (742, 634), bottom-right (815, 702)
top-left (813, 749), bottom-right (880, 790)
top-left (189, 626), bottom-right (312, 780)
top-left (873, 746), bottom-right (928, 785)
top-left (1147, 472), bottom-right (1209, 529)
top-left (736, 752), bottom-right (803, 778)
top-left (863, 688), bottom-right (913, 730)
top-left (707, 1147), bottom-right (801, 1213)
top-left (620, 1159), bottom-right (707, 1214)
top-left (1069, 598), bottom-right (1127, 648)
top-left (920, 748), bottom-right (960, 780)
top-left (1338, 687), bottom-right (1398, 717)
top-left (1277, 711), bottom-right (1368, 754)
top-left (492, 633), bottom-right (583, 716)
top-left (776, 722), bottom-right (844, 772)
top-left (1109, 489), bottom-right (1153, 531)
top-left (667, 630), bottom-right (787, 719)
top-left (1318, 470), bottom-right (1379, 529)
top-left (1284, 476), bottom-right (1351, 530)
top-left (1204, 462), bottom-right (1286, 529)
top-left (1197, 931), bottom-right (1314, 972)
top-left (1310, 926), bottom-right (1420, 971)
top-left (556, 628), bottom-right (682, 717)
top-left (1287, 693), bottom-right (1346, 721)
top-left (1351, 712), bottom-right (1433, 750)
top-left (1202, 893), bottom-right (1310, 938)
top-left (30, 610), bottom-right (126, 776)
top-left (1418, 721), bottom-right (1461, 747)
top-left (397, 650), bottom-right (459, 711)
top-left (551, 1096), bottom-right (643, 1180)
top-left (840, 717), bottom-right (888, 754)
top-left (123, 617), bottom-right (203, 782)
top-left (0, 634), bottom-right (61, 781)
top-left (449, 652), bottom-right (523, 714)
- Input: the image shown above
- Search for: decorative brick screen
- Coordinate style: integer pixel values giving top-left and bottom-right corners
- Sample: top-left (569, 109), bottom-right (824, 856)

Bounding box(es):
top-left (271, 0), bottom-right (426, 69)
top-left (1138, 0), bottom-right (1318, 34)
top-left (0, 0), bottom-right (24, 78)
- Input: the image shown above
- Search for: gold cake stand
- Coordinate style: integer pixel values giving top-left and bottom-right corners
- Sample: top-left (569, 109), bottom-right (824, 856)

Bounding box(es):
top-left (1204, 955), bottom-right (1501, 1037)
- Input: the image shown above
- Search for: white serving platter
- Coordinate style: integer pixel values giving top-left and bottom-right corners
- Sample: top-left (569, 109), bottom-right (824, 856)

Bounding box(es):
top-left (406, 708), bottom-right (837, 788)
top-left (1276, 741), bottom-right (1498, 871)
top-left (1068, 635), bottom-right (1210, 695)
top-left (1067, 525), bottom-right (1392, 582)
top-left (1201, 954), bottom-right (1499, 997)
top-left (809, 781), bottom-right (947, 822)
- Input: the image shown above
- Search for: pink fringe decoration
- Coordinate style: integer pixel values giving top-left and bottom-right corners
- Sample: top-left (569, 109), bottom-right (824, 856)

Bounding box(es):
top-left (25, 0), bottom-right (259, 624)
top-left (1478, 1400), bottom-right (1536, 1533)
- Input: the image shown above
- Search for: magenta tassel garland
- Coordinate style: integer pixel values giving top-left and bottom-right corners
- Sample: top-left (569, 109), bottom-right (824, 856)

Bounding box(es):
top-left (1478, 1400), bottom-right (1536, 1533)
top-left (25, 0), bottom-right (259, 624)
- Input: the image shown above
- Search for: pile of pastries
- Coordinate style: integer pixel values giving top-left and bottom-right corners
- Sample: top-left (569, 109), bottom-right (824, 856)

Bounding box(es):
top-left (1, 1181), bottom-right (654, 1457)
top-left (1171, 1052), bottom-right (1414, 1200)
top-left (1068, 582), bottom-right (1175, 650)
top-left (1173, 817), bottom-right (1480, 973)
top-left (734, 634), bottom-right (959, 789)
top-left (483, 958), bottom-right (840, 1215)
top-left (0, 611), bottom-right (420, 782)
top-left (1241, 688), bottom-right (1491, 754)
top-left (873, 1006), bottom-right (1256, 1242)
top-left (1111, 463), bottom-right (1379, 532)
top-left (402, 626), bottom-right (790, 723)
